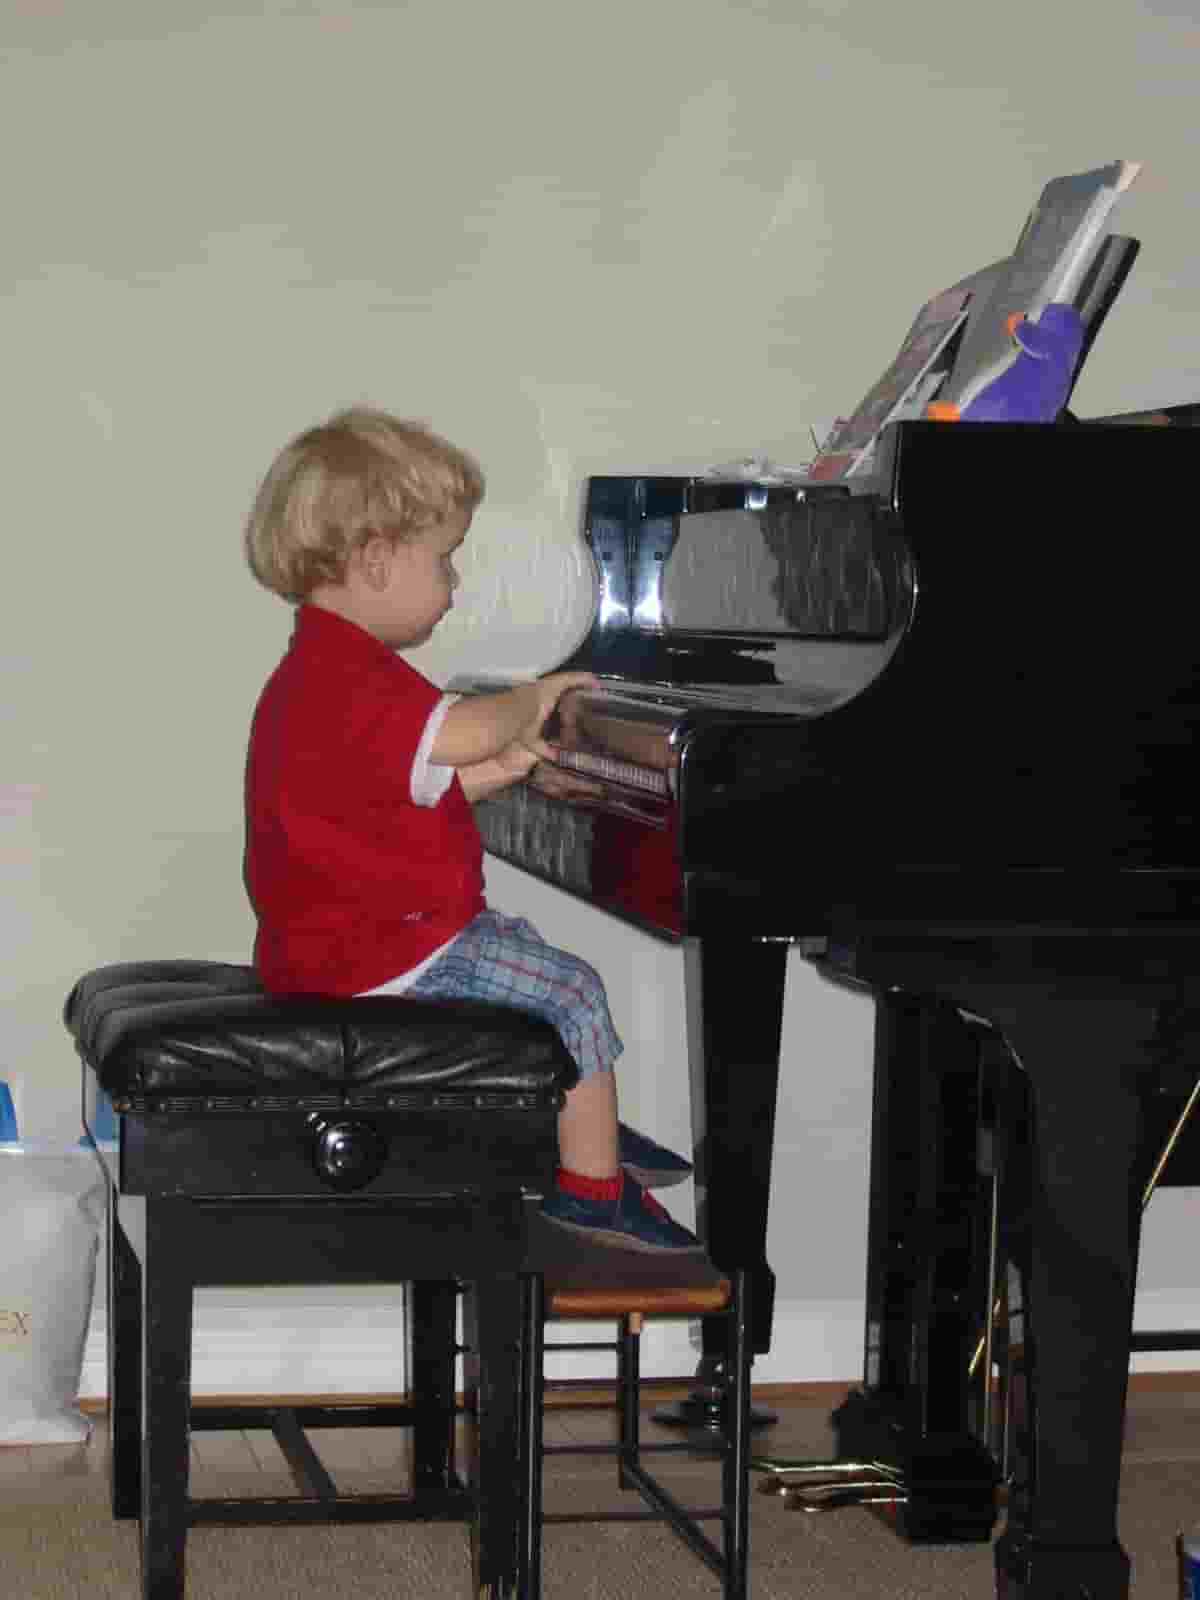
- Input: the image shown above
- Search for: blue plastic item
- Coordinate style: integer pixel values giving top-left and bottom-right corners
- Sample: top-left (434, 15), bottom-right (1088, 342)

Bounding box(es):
top-left (79, 1088), bottom-right (118, 1148)
top-left (0, 1082), bottom-right (17, 1144)
top-left (960, 304), bottom-right (1084, 423)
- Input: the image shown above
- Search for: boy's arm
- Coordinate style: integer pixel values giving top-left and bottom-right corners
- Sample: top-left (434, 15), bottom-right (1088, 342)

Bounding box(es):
top-left (429, 672), bottom-right (595, 769)
top-left (456, 744), bottom-right (538, 803)
top-left (457, 745), bottom-right (606, 804)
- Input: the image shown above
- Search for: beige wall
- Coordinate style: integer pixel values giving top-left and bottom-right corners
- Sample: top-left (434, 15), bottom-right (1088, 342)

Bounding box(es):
top-left (5, 0), bottom-right (1199, 1380)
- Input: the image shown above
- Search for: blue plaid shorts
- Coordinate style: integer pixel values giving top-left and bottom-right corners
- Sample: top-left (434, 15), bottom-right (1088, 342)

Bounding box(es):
top-left (407, 910), bottom-right (623, 1081)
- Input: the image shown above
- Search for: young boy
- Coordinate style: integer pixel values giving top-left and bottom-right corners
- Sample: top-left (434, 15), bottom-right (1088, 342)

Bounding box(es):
top-left (243, 406), bottom-right (698, 1253)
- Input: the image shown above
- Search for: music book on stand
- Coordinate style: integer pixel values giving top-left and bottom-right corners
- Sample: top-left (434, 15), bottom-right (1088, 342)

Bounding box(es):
top-left (808, 160), bottom-right (1142, 482)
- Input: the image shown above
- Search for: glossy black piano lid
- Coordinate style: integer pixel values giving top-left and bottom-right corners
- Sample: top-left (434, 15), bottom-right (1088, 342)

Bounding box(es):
top-left (568, 468), bottom-right (911, 686)
top-left (483, 421), bottom-right (1200, 943)
top-left (675, 419), bottom-right (1200, 939)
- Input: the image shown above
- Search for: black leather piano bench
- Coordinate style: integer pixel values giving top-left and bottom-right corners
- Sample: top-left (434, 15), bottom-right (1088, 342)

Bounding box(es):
top-left (63, 959), bottom-right (578, 1600)
top-left (518, 1212), bottom-right (751, 1600)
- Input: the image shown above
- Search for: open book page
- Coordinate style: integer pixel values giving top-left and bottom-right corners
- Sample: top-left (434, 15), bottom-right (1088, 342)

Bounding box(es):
top-left (939, 161), bottom-right (1141, 416)
top-left (1063, 234), bottom-right (1140, 409)
top-left (807, 259), bottom-right (1003, 482)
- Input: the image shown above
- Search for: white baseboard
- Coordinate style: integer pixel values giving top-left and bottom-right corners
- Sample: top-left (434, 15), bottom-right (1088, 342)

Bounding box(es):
top-left (81, 1284), bottom-right (418, 1400)
top-left (79, 1284), bottom-right (703, 1400)
top-left (80, 1284), bottom-right (1199, 1402)
top-left (1128, 1287), bottom-right (1200, 1373)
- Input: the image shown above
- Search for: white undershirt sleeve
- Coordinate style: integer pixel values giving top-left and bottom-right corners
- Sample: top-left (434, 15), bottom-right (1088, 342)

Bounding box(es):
top-left (410, 693), bottom-right (460, 807)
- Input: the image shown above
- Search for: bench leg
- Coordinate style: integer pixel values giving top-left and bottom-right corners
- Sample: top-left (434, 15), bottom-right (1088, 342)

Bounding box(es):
top-left (109, 1192), bottom-right (143, 1520)
top-left (518, 1275), bottom-right (545, 1599)
top-left (463, 1274), bottom-right (524, 1599)
top-left (410, 1279), bottom-right (459, 1490)
top-left (140, 1197), bottom-right (194, 1600)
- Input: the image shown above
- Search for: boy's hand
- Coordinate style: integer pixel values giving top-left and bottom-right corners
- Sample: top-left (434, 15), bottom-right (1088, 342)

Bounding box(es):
top-left (433, 671), bottom-right (598, 773)
top-left (456, 743), bottom-right (537, 802)
top-left (520, 672), bottom-right (597, 756)
top-left (457, 741), bottom-right (601, 804)
top-left (490, 737), bottom-right (606, 801)
top-left (491, 742), bottom-right (540, 781)
top-left (528, 760), bottom-right (605, 803)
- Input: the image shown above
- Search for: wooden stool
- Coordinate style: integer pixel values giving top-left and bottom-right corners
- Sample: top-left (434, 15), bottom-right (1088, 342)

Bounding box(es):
top-left (518, 1211), bottom-right (751, 1598)
top-left (64, 960), bottom-right (577, 1600)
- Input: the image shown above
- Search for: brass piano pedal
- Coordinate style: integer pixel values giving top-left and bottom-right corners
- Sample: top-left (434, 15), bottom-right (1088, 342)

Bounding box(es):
top-left (782, 1484), bottom-right (910, 1514)
top-left (752, 1456), bottom-right (907, 1512)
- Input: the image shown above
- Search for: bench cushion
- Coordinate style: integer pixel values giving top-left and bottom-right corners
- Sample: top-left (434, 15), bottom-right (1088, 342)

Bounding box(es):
top-left (64, 961), bottom-right (579, 1103)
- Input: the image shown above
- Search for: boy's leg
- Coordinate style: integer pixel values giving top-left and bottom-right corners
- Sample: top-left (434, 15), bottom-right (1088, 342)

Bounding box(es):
top-left (555, 1064), bottom-right (619, 1178)
top-left (407, 912), bottom-right (699, 1252)
top-left (408, 912), bottom-right (623, 1080)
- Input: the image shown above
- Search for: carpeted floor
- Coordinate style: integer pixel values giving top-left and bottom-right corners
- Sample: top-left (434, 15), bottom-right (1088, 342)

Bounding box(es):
top-left (1, 1384), bottom-right (1197, 1598)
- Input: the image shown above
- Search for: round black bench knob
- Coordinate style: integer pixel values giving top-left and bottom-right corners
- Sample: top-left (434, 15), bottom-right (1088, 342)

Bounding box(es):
top-left (309, 1117), bottom-right (388, 1191)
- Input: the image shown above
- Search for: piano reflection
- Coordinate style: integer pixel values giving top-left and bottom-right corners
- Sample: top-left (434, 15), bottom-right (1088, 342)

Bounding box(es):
top-left (463, 417), bottom-right (1200, 1600)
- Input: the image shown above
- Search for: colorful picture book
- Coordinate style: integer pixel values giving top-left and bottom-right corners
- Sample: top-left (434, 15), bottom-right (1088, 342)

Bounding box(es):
top-left (938, 160), bottom-right (1140, 418)
top-left (808, 161), bottom-right (1141, 480)
top-left (807, 262), bottom-right (997, 481)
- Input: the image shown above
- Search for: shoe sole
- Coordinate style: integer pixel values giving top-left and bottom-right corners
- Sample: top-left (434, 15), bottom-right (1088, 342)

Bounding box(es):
top-left (621, 1162), bottom-right (691, 1190)
top-left (541, 1212), bottom-right (705, 1254)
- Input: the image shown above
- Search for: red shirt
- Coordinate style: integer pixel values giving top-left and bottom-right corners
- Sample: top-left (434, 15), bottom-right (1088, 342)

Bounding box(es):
top-left (244, 604), bottom-right (485, 995)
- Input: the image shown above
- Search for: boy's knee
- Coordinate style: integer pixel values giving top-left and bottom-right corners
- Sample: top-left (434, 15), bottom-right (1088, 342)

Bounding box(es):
top-left (570, 957), bottom-right (608, 1005)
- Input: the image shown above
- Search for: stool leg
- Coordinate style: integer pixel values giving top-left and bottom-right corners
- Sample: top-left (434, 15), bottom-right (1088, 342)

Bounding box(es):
top-left (463, 1273), bottom-right (523, 1599)
top-left (410, 1280), bottom-right (459, 1491)
top-left (140, 1197), bottom-right (194, 1600)
top-left (722, 1272), bottom-right (752, 1600)
top-left (517, 1275), bottom-right (544, 1600)
top-left (109, 1192), bottom-right (143, 1520)
top-left (617, 1313), bottom-right (642, 1490)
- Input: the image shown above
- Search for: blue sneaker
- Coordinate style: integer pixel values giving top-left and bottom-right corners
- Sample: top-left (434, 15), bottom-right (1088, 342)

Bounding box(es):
top-left (542, 1173), bottom-right (703, 1254)
top-left (618, 1122), bottom-right (693, 1189)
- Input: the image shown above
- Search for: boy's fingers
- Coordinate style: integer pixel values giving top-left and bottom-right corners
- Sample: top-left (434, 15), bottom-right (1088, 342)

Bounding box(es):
top-left (544, 671), bottom-right (597, 696)
top-left (529, 764), bottom-right (605, 802)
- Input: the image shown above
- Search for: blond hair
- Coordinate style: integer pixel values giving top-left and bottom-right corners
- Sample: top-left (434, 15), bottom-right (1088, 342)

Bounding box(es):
top-left (245, 407), bottom-right (485, 601)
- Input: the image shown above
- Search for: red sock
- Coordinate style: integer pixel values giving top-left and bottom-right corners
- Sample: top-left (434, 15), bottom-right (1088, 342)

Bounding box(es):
top-left (556, 1166), bottom-right (621, 1204)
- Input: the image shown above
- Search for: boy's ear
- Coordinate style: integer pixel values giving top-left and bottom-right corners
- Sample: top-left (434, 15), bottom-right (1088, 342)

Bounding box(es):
top-left (355, 534), bottom-right (394, 592)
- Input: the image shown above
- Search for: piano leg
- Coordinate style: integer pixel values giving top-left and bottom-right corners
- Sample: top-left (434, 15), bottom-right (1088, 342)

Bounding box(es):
top-left (654, 934), bottom-right (787, 1433)
top-left (849, 952), bottom-right (1159, 1600)
top-left (968, 983), bottom-right (1150, 1600)
top-left (831, 991), bottom-right (1002, 1542)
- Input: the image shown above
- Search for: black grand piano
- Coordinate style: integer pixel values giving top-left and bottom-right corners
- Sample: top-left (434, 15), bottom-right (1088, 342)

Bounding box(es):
top-left (469, 417), bottom-right (1200, 1600)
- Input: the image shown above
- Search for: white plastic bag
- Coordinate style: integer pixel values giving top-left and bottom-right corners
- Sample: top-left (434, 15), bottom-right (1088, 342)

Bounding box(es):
top-left (0, 1144), bottom-right (105, 1443)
